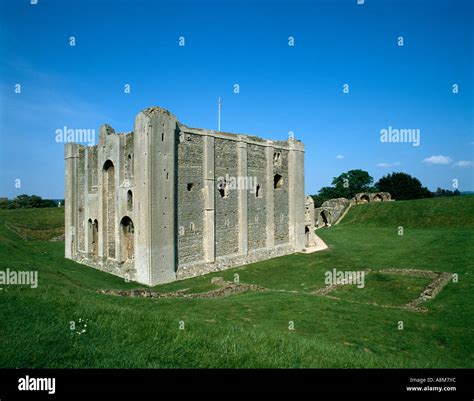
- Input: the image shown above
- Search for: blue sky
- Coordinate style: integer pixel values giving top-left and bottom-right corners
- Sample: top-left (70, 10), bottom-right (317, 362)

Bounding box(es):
top-left (0, 0), bottom-right (473, 198)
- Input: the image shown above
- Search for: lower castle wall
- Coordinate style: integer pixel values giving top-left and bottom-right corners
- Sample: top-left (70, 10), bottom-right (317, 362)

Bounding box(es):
top-left (176, 244), bottom-right (294, 280)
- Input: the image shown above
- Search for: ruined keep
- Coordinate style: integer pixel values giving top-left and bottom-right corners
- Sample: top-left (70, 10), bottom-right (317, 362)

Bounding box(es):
top-left (65, 107), bottom-right (308, 286)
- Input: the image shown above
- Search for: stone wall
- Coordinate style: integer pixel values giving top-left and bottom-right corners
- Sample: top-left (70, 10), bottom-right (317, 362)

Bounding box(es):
top-left (273, 149), bottom-right (289, 245)
top-left (314, 197), bottom-right (350, 228)
top-left (177, 132), bottom-right (205, 265)
top-left (214, 138), bottom-right (240, 257)
top-left (247, 143), bottom-right (267, 251)
top-left (304, 196), bottom-right (316, 247)
top-left (352, 192), bottom-right (392, 204)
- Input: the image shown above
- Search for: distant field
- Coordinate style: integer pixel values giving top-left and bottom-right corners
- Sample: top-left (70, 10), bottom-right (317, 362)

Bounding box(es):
top-left (0, 197), bottom-right (472, 368)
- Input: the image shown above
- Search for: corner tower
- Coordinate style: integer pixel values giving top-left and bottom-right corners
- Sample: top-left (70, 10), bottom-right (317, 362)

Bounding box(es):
top-left (133, 107), bottom-right (178, 285)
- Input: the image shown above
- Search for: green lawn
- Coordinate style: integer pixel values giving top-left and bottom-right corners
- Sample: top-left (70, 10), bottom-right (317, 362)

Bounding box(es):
top-left (0, 197), bottom-right (473, 368)
top-left (331, 273), bottom-right (432, 307)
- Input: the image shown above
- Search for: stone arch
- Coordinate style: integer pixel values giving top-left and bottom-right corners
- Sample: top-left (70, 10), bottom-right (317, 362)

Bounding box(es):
top-left (382, 192), bottom-right (392, 201)
top-left (87, 218), bottom-right (99, 260)
top-left (92, 219), bottom-right (98, 259)
top-left (120, 216), bottom-right (134, 262)
top-left (372, 194), bottom-right (383, 202)
top-left (320, 210), bottom-right (331, 226)
top-left (87, 219), bottom-right (93, 256)
top-left (360, 194), bottom-right (370, 203)
top-left (305, 226), bottom-right (311, 247)
top-left (103, 160), bottom-right (116, 259)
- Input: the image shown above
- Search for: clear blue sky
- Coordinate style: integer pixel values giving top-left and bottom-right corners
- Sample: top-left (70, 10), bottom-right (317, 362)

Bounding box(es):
top-left (1, 0), bottom-right (473, 199)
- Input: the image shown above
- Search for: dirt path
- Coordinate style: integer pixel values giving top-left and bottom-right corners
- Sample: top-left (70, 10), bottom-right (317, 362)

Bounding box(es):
top-left (333, 202), bottom-right (352, 225)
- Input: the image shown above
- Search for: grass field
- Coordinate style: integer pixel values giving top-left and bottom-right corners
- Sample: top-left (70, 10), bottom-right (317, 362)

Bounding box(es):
top-left (0, 197), bottom-right (473, 368)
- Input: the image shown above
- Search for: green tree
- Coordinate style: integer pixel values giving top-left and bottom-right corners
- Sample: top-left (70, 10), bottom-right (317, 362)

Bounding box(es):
top-left (30, 195), bottom-right (43, 208)
top-left (433, 187), bottom-right (460, 198)
top-left (310, 194), bottom-right (327, 208)
top-left (376, 172), bottom-right (433, 201)
top-left (12, 194), bottom-right (33, 208)
top-left (310, 169), bottom-right (375, 205)
top-left (4, 194), bottom-right (57, 209)
top-left (330, 169), bottom-right (374, 199)
top-left (318, 186), bottom-right (342, 200)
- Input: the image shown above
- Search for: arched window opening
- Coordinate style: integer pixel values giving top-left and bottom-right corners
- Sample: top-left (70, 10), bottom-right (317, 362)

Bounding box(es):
top-left (125, 154), bottom-right (133, 180)
top-left (103, 160), bottom-right (115, 259)
top-left (274, 174), bottom-right (283, 189)
top-left (120, 216), bottom-right (134, 263)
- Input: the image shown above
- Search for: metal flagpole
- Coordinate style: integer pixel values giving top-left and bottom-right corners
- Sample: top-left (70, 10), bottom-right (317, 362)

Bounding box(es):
top-left (218, 97), bottom-right (222, 131)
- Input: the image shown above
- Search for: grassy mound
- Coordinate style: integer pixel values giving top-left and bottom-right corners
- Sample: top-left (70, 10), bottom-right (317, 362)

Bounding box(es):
top-left (1, 207), bottom-right (64, 240)
top-left (339, 195), bottom-right (474, 229)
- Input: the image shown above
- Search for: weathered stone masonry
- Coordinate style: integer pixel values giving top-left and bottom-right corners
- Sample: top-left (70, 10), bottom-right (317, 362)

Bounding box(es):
top-left (65, 107), bottom-right (308, 286)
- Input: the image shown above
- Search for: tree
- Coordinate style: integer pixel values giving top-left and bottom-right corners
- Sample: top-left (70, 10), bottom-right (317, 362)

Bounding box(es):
top-left (311, 194), bottom-right (327, 208)
top-left (14, 194), bottom-right (34, 208)
top-left (433, 187), bottom-right (460, 198)
top-left (309, 169), bottom-right (375, 205)
top-left (30, 195), bottom-right (43, 208)
top-left (329, 169), bottom-right (374, 199)
top-left (376, 172), bottom-right (433, 201)
top-left (2, 194), bottom-right (58, 209)
top-left (318, 186), bottom-right (343, 200)
top-left (40, 199), bottom-right (58, 208)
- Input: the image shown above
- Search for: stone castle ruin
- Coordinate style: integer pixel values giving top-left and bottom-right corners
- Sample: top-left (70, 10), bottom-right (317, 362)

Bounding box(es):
top-left (65, 107), bottom-right (315, 286)
top-left (315, 192), bottom-right (392, 228)
top-left (352, 192), bottom-right (392, 204)
top-left (315, 198), bottom-right (351, 228)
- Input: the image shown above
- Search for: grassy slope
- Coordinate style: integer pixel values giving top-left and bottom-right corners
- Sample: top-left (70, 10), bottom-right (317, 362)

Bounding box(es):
top-left (339, 196), bottom-right (474, 228)
top-left (0, 198), bottom-right (472, 368)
